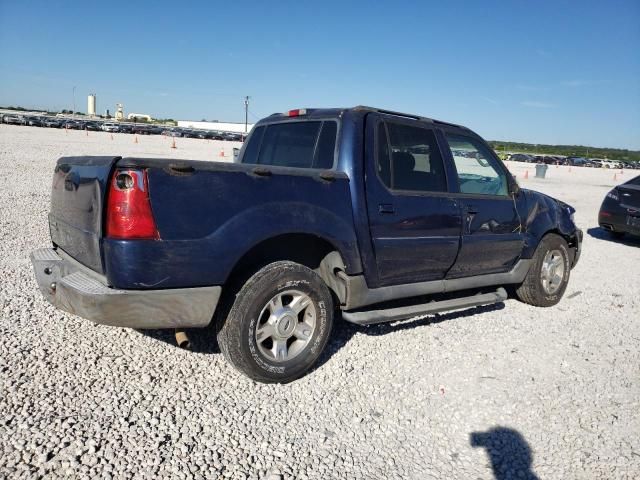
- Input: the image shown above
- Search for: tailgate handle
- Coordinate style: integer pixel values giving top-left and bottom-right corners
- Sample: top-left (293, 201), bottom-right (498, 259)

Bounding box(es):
top-left (378, 204), bottom-right (395, 214)
top-left (252, 167), bottom-right (272, 177)
top-left (168, 164), bottom-right (195, 174)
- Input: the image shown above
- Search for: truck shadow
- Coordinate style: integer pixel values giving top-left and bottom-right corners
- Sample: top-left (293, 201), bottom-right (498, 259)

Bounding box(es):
top-left (586, 227), bottom-right (640, 247)
top-left (315, 302), bottom-right (505, 370)
top-left (136, 325), bottom-right (221, 354)
top-left (470, 426), bottom-right (540, 480)
top-left (137, 302), bottom-right (505, 361)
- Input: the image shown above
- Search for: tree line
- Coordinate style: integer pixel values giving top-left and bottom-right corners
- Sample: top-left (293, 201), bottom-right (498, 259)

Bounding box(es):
top-left (489, 140), bottom-right (639, 163)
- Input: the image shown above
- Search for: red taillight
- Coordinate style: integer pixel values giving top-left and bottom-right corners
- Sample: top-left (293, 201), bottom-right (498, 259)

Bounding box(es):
top-left (106, 169), bottom-right (159, 239)
top-left (287, 108), bottom-right (307, 117)
top-left (600, 211), bottom-right (612, 218)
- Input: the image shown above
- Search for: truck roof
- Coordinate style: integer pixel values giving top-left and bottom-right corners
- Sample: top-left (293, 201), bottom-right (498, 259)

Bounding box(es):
top-left (263, 106), bottom-right (469, 131)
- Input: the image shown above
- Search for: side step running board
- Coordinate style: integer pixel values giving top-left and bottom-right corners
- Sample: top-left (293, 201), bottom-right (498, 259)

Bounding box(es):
top-left (341, 288), bottom-right (508, 326)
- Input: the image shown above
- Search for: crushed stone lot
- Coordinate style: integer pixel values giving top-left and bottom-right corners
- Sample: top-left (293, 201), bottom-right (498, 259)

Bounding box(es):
top-left (1, 124), bottom-right (639, 479)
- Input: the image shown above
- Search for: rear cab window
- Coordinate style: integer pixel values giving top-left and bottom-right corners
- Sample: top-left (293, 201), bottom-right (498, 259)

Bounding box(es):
top-left (241, 120), bottom-right (337, 169)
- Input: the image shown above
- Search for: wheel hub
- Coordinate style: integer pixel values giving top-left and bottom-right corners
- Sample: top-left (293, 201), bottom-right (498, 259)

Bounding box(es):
top-left (275, 311), bottom-right (297, 337)
top-left (255, 290), bottom-right (317, 363)
top-left (540, 249), bottom-right (565, 295)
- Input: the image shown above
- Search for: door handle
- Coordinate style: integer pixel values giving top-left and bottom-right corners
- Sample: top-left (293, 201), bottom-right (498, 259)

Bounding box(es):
top-left (378, 204), bottom-right (395, 214)
top-left (465, 205), bottom-right (479, 214)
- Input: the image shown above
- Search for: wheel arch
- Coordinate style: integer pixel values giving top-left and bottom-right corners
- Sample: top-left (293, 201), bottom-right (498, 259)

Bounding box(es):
top-left (223, 233), bottom-right (350, 304)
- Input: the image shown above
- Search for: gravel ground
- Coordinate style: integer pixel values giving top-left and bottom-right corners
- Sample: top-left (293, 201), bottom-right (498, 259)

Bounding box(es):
top-left (1, 124), bottom-right (639, 479)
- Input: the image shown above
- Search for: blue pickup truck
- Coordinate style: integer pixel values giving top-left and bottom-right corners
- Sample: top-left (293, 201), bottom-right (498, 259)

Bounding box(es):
top-left (31, 106), bottom-right (582, 382)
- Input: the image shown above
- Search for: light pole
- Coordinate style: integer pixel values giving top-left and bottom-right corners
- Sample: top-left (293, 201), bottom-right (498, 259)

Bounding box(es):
top-left (72, 86), bottom-right (76, 119)
top-left (244, 95), bottom-right (250, 134)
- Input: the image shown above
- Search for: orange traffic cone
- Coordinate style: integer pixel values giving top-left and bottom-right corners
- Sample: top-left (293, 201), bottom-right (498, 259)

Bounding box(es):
top-left (110, 133), bottom-right (114, 141)
top-left (218, 148), bottom-right (226, 158)
top-left (524, 170), bottom-right (529, 179)
top-left (171, 137), bottom-right (177, 149)
top-left (613, 173), bottom-right (617, 181)
top-left (568, 166), bottom-right (572, 173)
top-left (134, 135), bottom-right (138, 144)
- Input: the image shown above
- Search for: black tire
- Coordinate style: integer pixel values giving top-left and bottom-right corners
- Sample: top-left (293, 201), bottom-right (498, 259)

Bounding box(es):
top-left (217, 261), bottom-right (334, 383)
top-left (516, 233), bottom-right (571, 307)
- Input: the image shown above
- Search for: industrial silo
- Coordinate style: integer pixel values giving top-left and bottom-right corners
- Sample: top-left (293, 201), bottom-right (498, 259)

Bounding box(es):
top-left (87, 94), bottom-right (97, 116)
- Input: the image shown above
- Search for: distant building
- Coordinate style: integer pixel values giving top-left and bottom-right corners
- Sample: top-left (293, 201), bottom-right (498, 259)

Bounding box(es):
top-left (87, 94), bottom-right (97, 116)
top-left (177, 120), bottom-right (254, 134)
top-left (115, 103), bottom-right (124, 121)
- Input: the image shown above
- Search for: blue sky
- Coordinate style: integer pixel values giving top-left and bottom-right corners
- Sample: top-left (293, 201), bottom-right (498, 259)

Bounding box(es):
top-left (1, 0), bottom-right (638, 149)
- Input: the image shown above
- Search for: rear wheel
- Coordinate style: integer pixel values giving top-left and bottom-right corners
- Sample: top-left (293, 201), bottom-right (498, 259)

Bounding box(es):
top-left (217, 261), bottom-right (334, 383)
top-left (516, 233), bottom-right (571, 307)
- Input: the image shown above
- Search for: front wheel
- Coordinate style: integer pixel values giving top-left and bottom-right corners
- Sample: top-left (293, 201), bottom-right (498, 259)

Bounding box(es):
top-left (516, 233), bottom-right (571, 307)
top-left (217, 261), bottom-right (334, 383)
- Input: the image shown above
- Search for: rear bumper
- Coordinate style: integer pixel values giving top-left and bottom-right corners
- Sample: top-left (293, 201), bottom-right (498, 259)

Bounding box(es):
top-left (30, 248), bottom-right (221, 329)
top-left (599, 212), bottom-right (640, 237)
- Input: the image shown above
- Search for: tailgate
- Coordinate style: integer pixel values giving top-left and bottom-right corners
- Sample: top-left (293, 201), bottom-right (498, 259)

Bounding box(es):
top-left (49, 156), bottom-right (121, 273)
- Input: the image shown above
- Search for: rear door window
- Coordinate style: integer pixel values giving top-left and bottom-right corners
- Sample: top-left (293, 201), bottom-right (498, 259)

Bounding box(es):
top-left (241, 120), bottom-right (337, 169)
top-left (375, 120), bottom-right (448, 193)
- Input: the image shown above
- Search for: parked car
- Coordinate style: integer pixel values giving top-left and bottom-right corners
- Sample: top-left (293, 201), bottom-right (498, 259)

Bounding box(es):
top-left (599, 159), bottom-right (617, 169)
top-left (61, 121), bottom-right (83, 130)
top-left (180, 129), bottom-right (199, 138)
top-left (586, 158), bottom-right (603, 168)
top-left (83, 122), bottom-right (101, 131)
top-left (131, 125), bottom-right (151, 135)
top-left (564, 156), bottom-right (588, 167)
top-left (621, 161), bottom-right (640, 170)
top-left (25, 116), bottom-right (43, 127)
top-left (30, 106), bottom-right (582, 383)
top-left (598, 175), bottom-right (640, 238)
top-left (41, 117), bottom-right (62, 128)
top-left (508, 154), bottom-right (535, 163)
top-left (101, 123), bottom-right (120, 133)
top-left (2, 114), bottom-right (25, 125)
top-left (194, 130), bottom-right (213, 139)
top-left (161, 129), bottom-right (182, 137)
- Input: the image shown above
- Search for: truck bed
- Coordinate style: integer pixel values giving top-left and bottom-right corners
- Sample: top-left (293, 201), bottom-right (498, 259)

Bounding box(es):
top-left (49, 156), bottom-right (361, 289)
